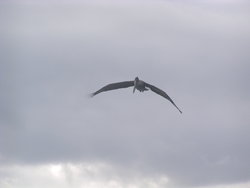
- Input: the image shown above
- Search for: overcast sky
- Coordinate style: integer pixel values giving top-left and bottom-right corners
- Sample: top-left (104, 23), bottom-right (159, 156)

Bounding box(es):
top-left (1, 0), bottom-right (250, 188)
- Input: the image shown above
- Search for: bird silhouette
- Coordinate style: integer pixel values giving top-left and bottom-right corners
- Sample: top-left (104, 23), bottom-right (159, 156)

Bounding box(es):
top-left (91, 77), bottom-right (182, 113)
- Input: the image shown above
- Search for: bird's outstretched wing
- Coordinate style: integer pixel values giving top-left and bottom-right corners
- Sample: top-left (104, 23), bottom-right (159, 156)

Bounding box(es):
top-left (91, 81), bottom-right (134, 97)
top-left (145, 83), bottom-right (182, 113)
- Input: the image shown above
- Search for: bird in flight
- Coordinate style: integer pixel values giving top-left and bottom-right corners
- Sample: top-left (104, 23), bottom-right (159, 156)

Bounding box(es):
top-left (91, 77), bottom-right (182, 113)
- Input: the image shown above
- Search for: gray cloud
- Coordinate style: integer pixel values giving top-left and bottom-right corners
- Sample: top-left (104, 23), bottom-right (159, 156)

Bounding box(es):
top-left (0, 1), bottom-right (250, 187)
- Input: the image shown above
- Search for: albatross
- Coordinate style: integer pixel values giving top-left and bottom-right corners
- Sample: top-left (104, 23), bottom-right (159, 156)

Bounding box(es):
top-left (91, 77), bottom-right (182, 113)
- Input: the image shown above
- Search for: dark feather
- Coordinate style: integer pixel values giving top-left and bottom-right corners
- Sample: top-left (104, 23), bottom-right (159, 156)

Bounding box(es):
top-left (91, 81), bottom-right (134, 96)
top-left (145, 82), bottom-right (182, 113)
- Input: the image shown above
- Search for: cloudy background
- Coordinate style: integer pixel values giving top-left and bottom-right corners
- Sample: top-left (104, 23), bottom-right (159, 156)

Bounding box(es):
top-left (1, 0), bottom-right (250, 187)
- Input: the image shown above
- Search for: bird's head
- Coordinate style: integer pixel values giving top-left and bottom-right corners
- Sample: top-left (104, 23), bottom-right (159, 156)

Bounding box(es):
top-left (133, 77), bottom-right (139, 93)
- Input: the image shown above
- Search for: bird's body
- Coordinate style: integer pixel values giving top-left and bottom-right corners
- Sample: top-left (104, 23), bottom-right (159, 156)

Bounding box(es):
top-left (91, 77), bottom-right (182, 113)
top-left (134, 77), bottom-right (148, 92)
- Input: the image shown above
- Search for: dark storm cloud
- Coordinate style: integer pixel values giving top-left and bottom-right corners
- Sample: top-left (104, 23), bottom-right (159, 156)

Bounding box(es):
top-left (0, 1), bottom-right (250, 187)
